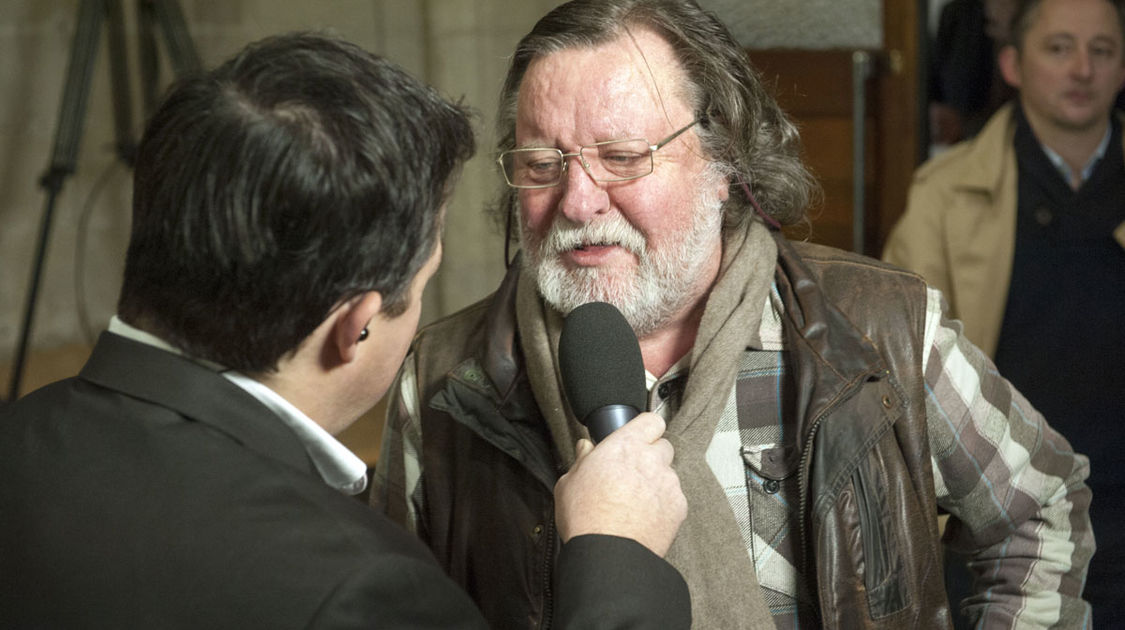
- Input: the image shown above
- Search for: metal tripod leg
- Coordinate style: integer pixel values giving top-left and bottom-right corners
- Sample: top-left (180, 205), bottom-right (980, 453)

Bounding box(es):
top-left (6, 0), bottom-right (148, 401)
top-left (42, 0), bottom-right (105, 192)
top-left (138, 0), bottom-right (200, 118)
top-left (6, 0), bottom-right (200, 401)
top-left (7, 0), bottom-right (106, 402)
top-left (106, 0), bottom-right (137, 166)
top-left (153, 0), bottom-right (201, 76)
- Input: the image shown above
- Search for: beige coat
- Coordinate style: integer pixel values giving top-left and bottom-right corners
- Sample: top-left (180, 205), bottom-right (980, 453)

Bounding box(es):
top-left (884, 103), bottom-right (1125, 357)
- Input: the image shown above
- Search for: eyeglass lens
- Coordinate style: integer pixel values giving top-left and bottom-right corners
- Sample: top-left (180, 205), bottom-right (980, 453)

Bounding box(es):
top-left (502, 138), bottom-right (653, 187)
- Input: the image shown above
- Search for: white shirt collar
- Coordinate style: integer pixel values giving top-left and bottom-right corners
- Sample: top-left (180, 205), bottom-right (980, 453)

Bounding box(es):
top-left (1040, 124), bottom-right (1113, 186)
top-left (107, 316), bottom-right (368, 495)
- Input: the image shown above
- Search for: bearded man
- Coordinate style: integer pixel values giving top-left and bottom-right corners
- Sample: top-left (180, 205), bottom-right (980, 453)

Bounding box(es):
top-left (373, 1), bottom-right (1094, 627)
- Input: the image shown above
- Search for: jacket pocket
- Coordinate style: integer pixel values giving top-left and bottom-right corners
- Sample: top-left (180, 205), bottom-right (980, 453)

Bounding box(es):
top-left (851, 448), bottom-right (910, 618)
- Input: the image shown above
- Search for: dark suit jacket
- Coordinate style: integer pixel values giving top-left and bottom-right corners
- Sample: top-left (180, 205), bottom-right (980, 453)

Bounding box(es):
top-left (1, 333), bottom-right (689, 629)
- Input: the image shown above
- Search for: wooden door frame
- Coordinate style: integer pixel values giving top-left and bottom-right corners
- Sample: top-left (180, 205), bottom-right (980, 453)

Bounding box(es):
top-left (874, 0), bottom-right (926, 256)
top-left (747, 2), bottom-right (925, 258)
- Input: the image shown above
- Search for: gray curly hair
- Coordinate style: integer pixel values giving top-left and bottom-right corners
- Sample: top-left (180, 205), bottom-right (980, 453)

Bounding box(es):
top-left (492, 0), bottom-right (818, 242)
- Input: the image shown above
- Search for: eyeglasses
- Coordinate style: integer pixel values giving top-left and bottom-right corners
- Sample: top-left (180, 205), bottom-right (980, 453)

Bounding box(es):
top-left (497, 118), bottom-right (702, 189)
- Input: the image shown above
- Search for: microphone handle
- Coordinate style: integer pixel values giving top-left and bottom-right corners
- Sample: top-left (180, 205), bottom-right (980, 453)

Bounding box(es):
top-left (584, 404), bottom-right (638, 444)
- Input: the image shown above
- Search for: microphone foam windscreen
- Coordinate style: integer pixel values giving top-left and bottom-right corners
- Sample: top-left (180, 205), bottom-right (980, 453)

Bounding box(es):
top-left (558, 301), bottom-right (647, 421)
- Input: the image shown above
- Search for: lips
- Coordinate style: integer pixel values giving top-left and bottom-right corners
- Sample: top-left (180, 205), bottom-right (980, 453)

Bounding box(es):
top-left (564, 242), bottom-right (632, 266)
top-left (573, 241), bottom-right (616, 251)
top-left (1064, 89), bottom-right (1094, 104)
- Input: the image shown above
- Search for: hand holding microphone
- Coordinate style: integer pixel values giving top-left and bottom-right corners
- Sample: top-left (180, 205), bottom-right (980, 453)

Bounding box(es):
top-left (553, 302), bottom-right (686, 558)
top-left (553, 412), bottom-right (686, 558)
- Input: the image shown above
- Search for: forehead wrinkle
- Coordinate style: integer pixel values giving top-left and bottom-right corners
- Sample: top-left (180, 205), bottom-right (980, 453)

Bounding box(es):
top-left (516, 30), bottom-right (691, 148)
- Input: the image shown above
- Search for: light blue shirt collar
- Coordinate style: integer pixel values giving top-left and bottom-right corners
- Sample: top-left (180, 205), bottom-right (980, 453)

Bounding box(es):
top-left (107, 316), bottom-right (368, 495)
top-left (1040, 124), bottom-right (1113, 186)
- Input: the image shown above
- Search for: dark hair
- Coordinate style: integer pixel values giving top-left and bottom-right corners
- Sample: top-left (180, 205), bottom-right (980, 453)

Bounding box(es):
top-left (492, 0), bottom-right (817, 236)
top-left (118, 32), bottom-right (475, 372)
top-left (1009, 0), bottom-right (1125, 50)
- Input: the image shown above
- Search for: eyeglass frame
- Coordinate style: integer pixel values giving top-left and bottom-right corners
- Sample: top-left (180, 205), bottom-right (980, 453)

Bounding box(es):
top-left (497, 118), bottom-right (703, 189)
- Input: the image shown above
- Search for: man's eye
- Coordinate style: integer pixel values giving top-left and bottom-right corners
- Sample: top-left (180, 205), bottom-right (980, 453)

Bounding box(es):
top-left (602, 152), bottom-right (645, 166)
top-left (1046, 42), bottom-right (1072, 55)
top-left (518, 156), bottom-right (561, 183)
top-left (527, 160), bottom-right (560, 172)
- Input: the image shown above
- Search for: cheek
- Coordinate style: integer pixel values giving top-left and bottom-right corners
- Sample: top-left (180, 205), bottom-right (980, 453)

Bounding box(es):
top-left (371, 320), bottom-right (416, 400)
top-left (519, 189), bottom-right (559, 235)
top-left (1109, 65), bottom-right (1125, 89)
top-left (389, 303), bottom-right (423, 360)
top-left (614, 184), bottom-right (697, 241)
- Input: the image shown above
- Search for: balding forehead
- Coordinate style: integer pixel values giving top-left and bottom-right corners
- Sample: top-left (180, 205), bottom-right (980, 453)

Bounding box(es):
top-left (515, 29), bottom-right (694, 139)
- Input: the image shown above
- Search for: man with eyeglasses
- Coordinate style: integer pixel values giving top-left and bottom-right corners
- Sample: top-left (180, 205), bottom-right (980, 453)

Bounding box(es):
top-left (373, 0), bottom-right (1094, 627)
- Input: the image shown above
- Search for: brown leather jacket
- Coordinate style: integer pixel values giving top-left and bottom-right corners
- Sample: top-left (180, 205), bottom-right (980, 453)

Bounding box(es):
top-left (384, 235), bottom-right (953, 629)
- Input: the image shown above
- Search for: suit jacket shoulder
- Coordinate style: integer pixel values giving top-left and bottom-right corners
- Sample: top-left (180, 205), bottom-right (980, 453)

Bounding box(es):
top-left (0, 333), bottom-right (484, 629)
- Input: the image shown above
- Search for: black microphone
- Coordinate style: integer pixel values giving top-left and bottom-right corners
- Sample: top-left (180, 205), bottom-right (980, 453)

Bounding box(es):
top-left (558, 301), bottom-right (646, 443)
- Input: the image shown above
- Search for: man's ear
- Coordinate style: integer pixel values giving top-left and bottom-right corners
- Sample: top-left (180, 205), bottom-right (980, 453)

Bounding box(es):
top-left (334, 291), bottom-right (382, 364)
top-left (998, 45), bottom-right (1022, 89)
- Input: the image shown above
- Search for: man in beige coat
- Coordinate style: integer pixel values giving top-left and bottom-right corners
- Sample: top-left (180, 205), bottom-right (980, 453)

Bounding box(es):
top-left (885, 0), bottom-right (1125, 621)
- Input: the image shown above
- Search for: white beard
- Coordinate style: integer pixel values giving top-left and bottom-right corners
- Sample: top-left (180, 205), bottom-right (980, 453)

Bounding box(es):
top-left (519, 167), bottom-right (725, 338)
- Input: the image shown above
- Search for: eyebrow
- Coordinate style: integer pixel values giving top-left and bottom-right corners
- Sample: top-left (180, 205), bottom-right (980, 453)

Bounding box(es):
top-left (514, 128), bottom-right (662, 150)
top-left (1089, 35), bottom-right (1122, 47)
top-left (1041, 32), bottom-right (1121, 45)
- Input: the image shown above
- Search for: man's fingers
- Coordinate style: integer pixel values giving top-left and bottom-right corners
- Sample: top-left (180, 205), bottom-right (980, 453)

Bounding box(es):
top-left (573, 438), bottom-right (594, 461)
top-left (607, 411), bottom-right (666, 444)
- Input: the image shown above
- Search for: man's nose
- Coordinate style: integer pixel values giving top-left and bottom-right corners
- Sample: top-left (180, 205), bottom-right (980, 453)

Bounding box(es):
top-left (557, 153), bottom-right (609, 224)
top-left (1072, 49), bottom-right (1094, 79)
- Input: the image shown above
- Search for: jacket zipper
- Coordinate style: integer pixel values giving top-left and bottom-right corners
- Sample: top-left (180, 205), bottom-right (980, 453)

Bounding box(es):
top-left (540, 516), bottom-right (556, 629)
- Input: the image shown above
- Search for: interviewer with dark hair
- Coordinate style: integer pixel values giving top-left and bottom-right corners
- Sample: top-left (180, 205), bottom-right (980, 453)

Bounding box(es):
top-left (0, 32), bottom-right (690, 629)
